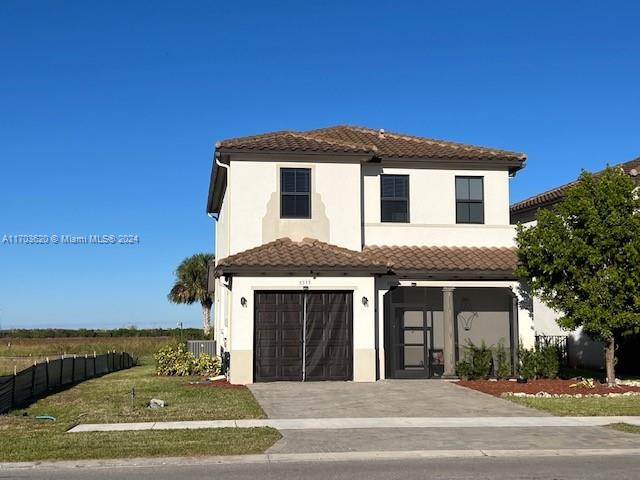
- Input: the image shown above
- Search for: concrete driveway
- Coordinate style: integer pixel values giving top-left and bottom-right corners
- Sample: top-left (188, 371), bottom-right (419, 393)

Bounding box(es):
top-left (249, 380), bottom-right (547, 418)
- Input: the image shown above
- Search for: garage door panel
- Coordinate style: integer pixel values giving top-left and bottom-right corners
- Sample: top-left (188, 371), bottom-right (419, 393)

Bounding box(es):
top-left (304, 292), bottom-right (353, 382)
top-left (255, 290), bottom-right (352, 382)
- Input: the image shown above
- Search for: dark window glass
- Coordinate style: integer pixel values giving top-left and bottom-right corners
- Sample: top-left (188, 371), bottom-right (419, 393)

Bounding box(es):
top-left (381, 175), bottom-right (409, 222)
top-left (281, 168), bottom-right (311, 218)
top-left (455, 176), bottom-right (484, 224)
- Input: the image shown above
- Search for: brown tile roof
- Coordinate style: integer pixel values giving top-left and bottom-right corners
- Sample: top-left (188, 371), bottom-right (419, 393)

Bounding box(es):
top-left (215, 238), bottom-right (517, 277)
top-left (215, 238), bottom-right (385, 274)
top-left (216, 125), bottom-right (526, 162)
top-left (510, 156), bottom-right (640, 215)
top-left (208, 125), bottom-right (526, 214)
top-left (361, 245), bottom-right (518, 274)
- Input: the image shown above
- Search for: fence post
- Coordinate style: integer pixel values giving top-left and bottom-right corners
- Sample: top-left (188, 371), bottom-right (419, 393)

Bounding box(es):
top-left (72, 355), bottom-right (76, 383)
top-left (11, 366), bottom-right (16, 408)
top-left (45, 357), bottom-right (50, 391)
top-left (60, 355), bottom-right (64, 385)
top-left (30, 361), bottom-right (37, 397)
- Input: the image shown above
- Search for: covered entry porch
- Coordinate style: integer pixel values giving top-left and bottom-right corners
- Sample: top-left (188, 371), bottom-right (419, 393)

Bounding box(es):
top-left (381, 284), bottom-right (521, 379)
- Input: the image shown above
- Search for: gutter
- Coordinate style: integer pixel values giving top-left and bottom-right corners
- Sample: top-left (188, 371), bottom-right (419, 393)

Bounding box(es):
top-left (214, 154), bottom-right (232, 360)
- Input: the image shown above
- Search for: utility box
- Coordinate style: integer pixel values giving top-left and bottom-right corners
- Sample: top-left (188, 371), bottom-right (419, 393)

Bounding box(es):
top-left (186, 340), bottom-right (217, 357)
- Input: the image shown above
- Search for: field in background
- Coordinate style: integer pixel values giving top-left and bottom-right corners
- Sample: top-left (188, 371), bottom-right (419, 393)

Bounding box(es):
top-left (0, 329), bottom-right (206, 375)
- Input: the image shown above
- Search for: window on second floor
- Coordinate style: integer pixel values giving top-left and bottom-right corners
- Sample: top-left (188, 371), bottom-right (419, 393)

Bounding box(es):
top-left (381, 174), bottom-right (409, 223)
top-left (281, 168), bottom-right (311, 218)
top-left (455, 176), bottom-right (484, 224)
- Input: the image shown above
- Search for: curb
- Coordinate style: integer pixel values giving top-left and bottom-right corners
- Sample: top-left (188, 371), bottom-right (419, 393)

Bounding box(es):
top-left (3, 448), bottom-right (640, 471)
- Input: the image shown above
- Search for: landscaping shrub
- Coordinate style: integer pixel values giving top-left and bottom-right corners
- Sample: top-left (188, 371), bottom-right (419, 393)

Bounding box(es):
top-left (495, 338), bottom-right (511, 379)
top-left (518, 342), bottom-right (559, 379)
top-left (538, 344), bottom-right (560, 379)
top-left (456, 340), bottom-right (493, 379)
top-left (456, 360), bottom-right (473, 380)
top-left (154, 344), bottom-right (221, 376)
top-left (518, 345), bottom-right (539, 379)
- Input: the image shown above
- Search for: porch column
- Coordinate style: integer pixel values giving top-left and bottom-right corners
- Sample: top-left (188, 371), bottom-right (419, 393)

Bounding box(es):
top-left (510, 291), bottom-right (519, 376)
top-left (442, 287), bottom-right (456, 377)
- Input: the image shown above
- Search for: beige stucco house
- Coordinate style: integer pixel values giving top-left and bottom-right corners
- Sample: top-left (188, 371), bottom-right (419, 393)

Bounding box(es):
top-left (207, 125), bottom-right (534, 384)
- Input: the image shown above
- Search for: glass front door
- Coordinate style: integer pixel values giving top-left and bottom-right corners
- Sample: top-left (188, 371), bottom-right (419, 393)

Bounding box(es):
top-left (391, 307), bottom-right (431, 378)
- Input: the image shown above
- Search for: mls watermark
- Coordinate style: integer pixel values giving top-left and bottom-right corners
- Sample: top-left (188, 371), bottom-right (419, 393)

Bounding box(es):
top-left (2, 234), bottom-right (140, 245)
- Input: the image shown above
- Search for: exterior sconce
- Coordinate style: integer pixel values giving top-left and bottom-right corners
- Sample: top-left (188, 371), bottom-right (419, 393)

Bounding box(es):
top-left (362, 296), bottom-right (368, 307)
top-left (240, 297), bottom-right (247, 307)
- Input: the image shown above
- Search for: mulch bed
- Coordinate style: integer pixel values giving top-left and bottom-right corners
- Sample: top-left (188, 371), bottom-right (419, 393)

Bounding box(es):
top-left (181, 379), bottom-right (247, 390)
top-left (457, 379), bottom-right (640, 397)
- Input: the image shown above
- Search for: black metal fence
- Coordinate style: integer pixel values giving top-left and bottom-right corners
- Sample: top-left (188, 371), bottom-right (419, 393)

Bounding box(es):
top-left (0, 351), bottom-right (134, 414)
top-left (535, 335), bottom-right (569, 366)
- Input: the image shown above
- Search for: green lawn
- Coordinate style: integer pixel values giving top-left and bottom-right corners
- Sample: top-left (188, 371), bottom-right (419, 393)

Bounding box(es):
top-left (607, 423), bottom-right (640, 434)
top-left (0, 360), bottom-right (280, 462)
top-left (21, 362), bottom-right (265, 423)
top-left (507, 395), bottom-right (640, 416)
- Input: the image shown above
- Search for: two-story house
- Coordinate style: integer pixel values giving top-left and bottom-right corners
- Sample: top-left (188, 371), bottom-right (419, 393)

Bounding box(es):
top-left (206, 125), bottom-right (533, 384)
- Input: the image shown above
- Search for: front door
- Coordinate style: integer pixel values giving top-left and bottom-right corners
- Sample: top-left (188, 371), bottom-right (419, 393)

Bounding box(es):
top-left (386, 306), bottom-right (445, 378)
top-left (390, 307), bottom-right (431, 378)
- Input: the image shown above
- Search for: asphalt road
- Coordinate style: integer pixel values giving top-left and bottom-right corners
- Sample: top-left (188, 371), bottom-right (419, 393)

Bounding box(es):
top-left (5, 455), bottom-right (640, 480)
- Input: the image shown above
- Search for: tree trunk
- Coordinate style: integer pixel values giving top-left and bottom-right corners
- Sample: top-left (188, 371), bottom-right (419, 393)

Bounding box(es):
top-left (605, 336), bottom-right (616, 387)
top-left (202, 304), bottom-right (211, 336)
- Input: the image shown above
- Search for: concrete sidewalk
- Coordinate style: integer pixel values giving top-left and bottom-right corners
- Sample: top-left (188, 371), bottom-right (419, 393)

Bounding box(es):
top-left (67, 416), bottom-right (640, 433)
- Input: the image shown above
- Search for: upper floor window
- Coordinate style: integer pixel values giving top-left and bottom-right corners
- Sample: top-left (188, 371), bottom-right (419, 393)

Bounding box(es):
top-left (381, 174), bottom-right (409, 223)
top-left (281, 168), bottom-right (311, 218)
top-left (455, 176), bottom-right (484, 224)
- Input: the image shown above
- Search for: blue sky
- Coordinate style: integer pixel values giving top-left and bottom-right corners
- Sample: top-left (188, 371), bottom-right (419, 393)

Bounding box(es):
top-left (0, 1), bottom-right (638, 329)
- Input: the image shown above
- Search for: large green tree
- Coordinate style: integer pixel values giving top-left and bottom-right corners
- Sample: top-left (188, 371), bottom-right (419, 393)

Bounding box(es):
top-left (516, 167), bottom-right (640, 385)
top-left (168, 253), bottom-right (215, 335)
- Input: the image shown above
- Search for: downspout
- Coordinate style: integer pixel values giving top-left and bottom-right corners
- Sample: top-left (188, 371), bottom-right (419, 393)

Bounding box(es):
top-left (215, 153), bottom-right (232, 372)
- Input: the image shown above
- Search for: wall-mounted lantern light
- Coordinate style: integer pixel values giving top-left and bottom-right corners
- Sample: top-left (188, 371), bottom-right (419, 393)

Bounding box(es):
top-left (362, 296), bottom-right (368, 307)
top-left (240, 297), bottom-right (247, 307)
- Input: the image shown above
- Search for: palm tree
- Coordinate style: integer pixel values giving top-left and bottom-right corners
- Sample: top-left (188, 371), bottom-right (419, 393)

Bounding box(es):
top-left (168, 253), bottom-right (215, 335)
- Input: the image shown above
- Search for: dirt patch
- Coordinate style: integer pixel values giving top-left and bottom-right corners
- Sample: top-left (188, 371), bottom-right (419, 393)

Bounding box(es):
top-left (182, 379), bottom-right (247, 390)
top-left (457, 379), bottom-right (640, 396)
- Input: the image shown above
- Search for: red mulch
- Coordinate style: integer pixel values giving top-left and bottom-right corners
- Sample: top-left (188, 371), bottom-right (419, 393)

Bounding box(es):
top-left (457, 379), bottom-right (640, 397)
top-left (181, 379), bottom-right (247, 390)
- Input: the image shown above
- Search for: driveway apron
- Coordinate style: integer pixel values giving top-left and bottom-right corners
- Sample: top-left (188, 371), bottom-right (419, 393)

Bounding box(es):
top-left (249, 380), bottom-right (548, 419)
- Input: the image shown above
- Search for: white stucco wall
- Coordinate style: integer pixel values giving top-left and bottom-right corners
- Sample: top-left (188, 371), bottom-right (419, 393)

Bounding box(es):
top-left (215, 195), bottom-right (229, 261)
top-left (227, 158), bottom-right (362, 254)
top-left (227, 276), bottom-right (376, 384)
top-left (362, 165), bottom-right (515, 247)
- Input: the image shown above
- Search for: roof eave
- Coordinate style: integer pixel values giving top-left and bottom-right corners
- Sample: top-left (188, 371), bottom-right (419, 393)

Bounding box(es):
top-left (215, 265), bottom-right (388, 277)
top-left (388, 269), bottom-right (517, 280)
top-left (207, 152), bottom-right (229, 215)
top-left (216, 148), bottom-right (375, 157)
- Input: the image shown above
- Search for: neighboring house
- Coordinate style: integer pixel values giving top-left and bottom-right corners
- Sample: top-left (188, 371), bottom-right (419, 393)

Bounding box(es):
top-left (206, 125), bottom-right (533, 384)
top-left (510, 156), bottom-right (640, 369)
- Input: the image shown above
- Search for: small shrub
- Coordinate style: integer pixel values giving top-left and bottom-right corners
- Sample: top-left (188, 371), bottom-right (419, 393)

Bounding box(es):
top-left (538, 344), bottom-right (560, 379)
top-left (470, 340), bottom-right (493, 379)
top-left (457, 340), bottom-right (493, 379)
top-left (154, 344), bottom-right (221, 376)
top-left (192, 353), bottom-right (221, 376)
top-left (517, 342), bottom-right (559, 380)
top-left (518, 344), bottom-right (539, 379)
top-left (570, 378), bottom-right (595, 389)
top-left (456, 360), bottom-right (473, 380)
top-left (495, 338), bottom-right (511, 379)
